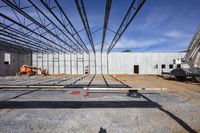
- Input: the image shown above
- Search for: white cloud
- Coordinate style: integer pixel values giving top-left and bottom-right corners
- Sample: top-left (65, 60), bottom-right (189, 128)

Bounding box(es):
top-left (164, 30), bottom-right (191, 38)
top-left (114, 38), bottom-right (165, 49)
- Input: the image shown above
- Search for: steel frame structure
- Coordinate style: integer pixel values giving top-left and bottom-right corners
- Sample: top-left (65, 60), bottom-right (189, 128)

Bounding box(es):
top-left (0, 0), bottom-right (145, 56)
top-left (0, 13), bottom-right (70, 53)
top-left (40, 0), bottom-right (89, 54)
top-left (3, 0), bottom-right (82, 53)
top-left (101, 0), bottom-right (112, 53)
top-left (107, 0), bottom-right (146, 54)
top-left (74, 0), bottom-right (95, 54)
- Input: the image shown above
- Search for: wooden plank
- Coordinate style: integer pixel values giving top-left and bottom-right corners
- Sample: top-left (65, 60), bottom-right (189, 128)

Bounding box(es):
top-left (83, 87), bottom-right (167, 91)
top-left (0, 85), bottom-right (64, 88)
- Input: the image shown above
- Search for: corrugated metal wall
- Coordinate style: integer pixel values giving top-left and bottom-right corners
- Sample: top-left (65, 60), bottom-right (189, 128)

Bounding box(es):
top-left (32, 52), bottom-right (186, 74)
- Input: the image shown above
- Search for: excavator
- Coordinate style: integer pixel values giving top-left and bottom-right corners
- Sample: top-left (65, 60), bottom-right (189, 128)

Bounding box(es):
top-left (162, 25), bottom-right (200, 81)
top-left (16, 65), bottom-right (47, 76)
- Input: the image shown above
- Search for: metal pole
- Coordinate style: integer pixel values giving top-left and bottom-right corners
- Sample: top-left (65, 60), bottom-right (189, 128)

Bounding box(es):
top-left (30, 52), bottom-right (33, 66)
top-left (95, 53), bottom-right (97, 74)
top-left (41, 52), bottom-right (43, 68)
top-left (76, 53), bottom-right (78, 74)
top-left (101, 53), bottom-right (103, 74)
top-left (64, 53), bottom-right (66, 74)
top-left (107, 53), bottom-right (109, 74)
top-left (83, 53), bottom-right (84, 74)
top-left (47, 53), bottom-right (49, 74)
top-left (89, 53), bottom-right (90, 74)
top-left (53, 53), bottom-right (54, 74)
top-left (70, 52), bottom-right (72, 74)
top-left (36, 53), bottom-right (38, 67)
top-left (58, 52), bottom-right (60, 74)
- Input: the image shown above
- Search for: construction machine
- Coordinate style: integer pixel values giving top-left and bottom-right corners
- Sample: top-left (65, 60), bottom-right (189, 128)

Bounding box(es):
top-left (162, 25), bottom-right (200, 81)
top-left (17, 65), bottom-right (47, 76)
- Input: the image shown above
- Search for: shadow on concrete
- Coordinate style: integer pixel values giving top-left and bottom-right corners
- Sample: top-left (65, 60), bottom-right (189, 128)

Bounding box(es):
top-left (109, 75), bottom-right (131, 88)
top-left (162, 77), bottom-right (200, 86)
top-left (0, 100), bottom-right (159, 109)
top-left (0, 91), bottom-right (197, 132)
top-left (0, 74), bottom-right (132, 88)
top-left (2, 88), bottom-right (41, 101)
top-left (141, 94), bottom-right (198, 133)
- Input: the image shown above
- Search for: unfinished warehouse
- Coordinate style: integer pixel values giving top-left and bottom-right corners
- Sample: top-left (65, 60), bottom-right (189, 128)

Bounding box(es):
top-left (32, 52), bottom-right (185, 74)
top-left (0, 0), bottom-right (200, 132)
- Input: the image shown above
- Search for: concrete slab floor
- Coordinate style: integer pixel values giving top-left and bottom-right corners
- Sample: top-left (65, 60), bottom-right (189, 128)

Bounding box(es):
top-left (0, 75), bottom-right (200, 133)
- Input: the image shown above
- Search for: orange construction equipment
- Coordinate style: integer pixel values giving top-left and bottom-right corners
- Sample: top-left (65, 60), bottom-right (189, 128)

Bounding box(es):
top-left (17, 65), bottom-right (47, 76)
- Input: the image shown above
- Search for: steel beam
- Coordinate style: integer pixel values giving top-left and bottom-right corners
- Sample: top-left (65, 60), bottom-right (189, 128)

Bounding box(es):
top-left (75, 0), bottom-right (95, 54)
top-left (0, 36), bottom-right (42, 52)
top-left (101, 0), bottom-right (112, 53)
top-left (0, 39), bottom-right (33, 53)
top-left (28, 0), bottom-right (84, 54)
top-left (39, 0), bottom-right (89, 54)
top-left (107, 0), bottom-right (146, 54)
top-left (0, 13), bottom-right (71, 53)
top-left (0, 22), bottom-right (62, 52)
top-left (0, 24), bottom-right (59, 52)
top-left (2, 0), bottom-right (78, 53)
top-left (0, 30), bottom-right (51, 52)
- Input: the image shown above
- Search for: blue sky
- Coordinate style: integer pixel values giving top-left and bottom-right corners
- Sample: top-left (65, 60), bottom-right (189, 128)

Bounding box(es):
top-left (71, 0), bottom-right (200, 52)
top-left (119, 0), bottom-right (200, 52)
top-left (1, 0), bottom-right (200, 52)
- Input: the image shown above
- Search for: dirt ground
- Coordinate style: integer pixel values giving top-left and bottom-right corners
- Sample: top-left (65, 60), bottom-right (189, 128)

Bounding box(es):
top-left (0, 75), bottom-right (200, 133)
top-left (116, 75), bottom-right (200, 103)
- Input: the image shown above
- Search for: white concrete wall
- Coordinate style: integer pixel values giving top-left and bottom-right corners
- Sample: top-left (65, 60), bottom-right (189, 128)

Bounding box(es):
top-left (32, 52), bottom-right (185, 75)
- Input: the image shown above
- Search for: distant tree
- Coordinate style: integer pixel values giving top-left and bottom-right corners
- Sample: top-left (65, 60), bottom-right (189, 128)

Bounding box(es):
top-left (179, 49), bottom-right (187, 52)
top-left (122, 49), bottom-right (132, 52)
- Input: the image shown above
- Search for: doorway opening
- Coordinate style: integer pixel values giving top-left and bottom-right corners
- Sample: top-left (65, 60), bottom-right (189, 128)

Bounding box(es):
top-left (134, 65), bottom-right (139, 74)
top-left (177, 64), bottom-right (181, 68)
